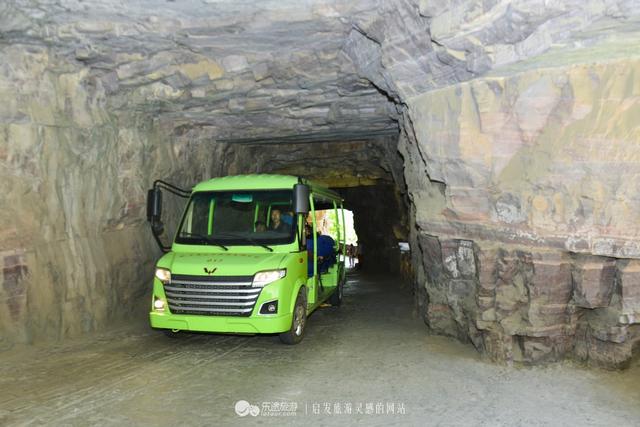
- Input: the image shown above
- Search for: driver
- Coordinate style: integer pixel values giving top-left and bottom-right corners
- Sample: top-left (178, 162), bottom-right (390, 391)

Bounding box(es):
top-left (269, 209), bottom-right (290, 232)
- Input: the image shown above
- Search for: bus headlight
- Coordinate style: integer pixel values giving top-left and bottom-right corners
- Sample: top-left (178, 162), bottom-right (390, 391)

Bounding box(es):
top-left (252, 269), bottom-right (286, 288)
top-left (155, 267), bottom-right (171, 284)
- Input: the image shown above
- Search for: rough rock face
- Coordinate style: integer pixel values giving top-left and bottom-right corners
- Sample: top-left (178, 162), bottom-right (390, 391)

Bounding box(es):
top-left (0, 0), bottom-right (399, 143)
top-left (0, 44), bottom-right (225, 344)
top-left (218, 135), bottom-right (403, 188)
top-left (339, 0), bottom-right (640, 367)
top-left (400, 58), bottom-right (640, 368)
top-left (2, 0), bottom-right (640, 367)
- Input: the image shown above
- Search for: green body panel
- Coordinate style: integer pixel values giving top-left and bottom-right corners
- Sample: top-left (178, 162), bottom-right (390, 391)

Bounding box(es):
top-left (192, 174), bottom-right (300, 193)
top-left (150, 174), bottom-right (345, 336)
top-left (161, 249), bottom-right (289, 275)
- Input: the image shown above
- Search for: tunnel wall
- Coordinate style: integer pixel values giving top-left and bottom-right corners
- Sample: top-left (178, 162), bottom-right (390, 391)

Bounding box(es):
top-left (401, 59), bottom-right (640, 367)
top-left (0, 46), bottom-right (220, 345)
top-left (338, 0), bottom-right (640, 367)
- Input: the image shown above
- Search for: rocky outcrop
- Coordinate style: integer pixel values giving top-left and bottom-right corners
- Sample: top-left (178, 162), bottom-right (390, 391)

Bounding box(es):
top-left (400, 42), bottom-right (640, 368)
top-left (414, 235), bottom-right (640, 367)
top-left (336, 0), bottom-right (640, 368)
top-left (0, 44), bottom-right (223, 344)
top-left (337, 0), bottom-right (640, 367)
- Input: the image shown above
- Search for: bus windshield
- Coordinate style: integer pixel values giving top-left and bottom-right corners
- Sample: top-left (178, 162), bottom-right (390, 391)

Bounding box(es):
top-left (175, 190), bottom-right (295, 247)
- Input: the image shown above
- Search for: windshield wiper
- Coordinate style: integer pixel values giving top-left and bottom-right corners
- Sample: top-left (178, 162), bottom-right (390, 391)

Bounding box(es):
top-left (244, 236), bottom-right (274, 252)
top-left (214, 232), bottom-right (274, 252)
top-left (179, 232), bottom-right (228, 250)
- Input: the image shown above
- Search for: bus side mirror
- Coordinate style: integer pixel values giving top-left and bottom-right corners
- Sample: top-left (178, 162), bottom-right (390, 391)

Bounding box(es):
top-left (293, 184), bottom-right (310, 214)
top-left (147, 188), bottom-right (163, 222)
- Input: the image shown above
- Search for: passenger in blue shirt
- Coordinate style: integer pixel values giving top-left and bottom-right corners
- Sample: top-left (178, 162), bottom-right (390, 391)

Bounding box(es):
top-left (306, 224), bottom-right (336, 277)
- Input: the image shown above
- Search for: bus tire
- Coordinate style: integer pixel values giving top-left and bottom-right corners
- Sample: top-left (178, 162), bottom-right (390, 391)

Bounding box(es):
top-left (279, 289), bottom-right (307, 345)
top-left (330, 277), bottom-right (344, 307)
top-left (163, 329), bottom-right (185, 339)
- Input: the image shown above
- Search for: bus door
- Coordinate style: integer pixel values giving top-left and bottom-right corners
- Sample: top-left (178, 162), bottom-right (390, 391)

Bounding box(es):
top-left (334, 200), bottom-right (346, 290)
top-left (306, 196), bottom-right (319, 305)
top-left (305, 195), bottom-right (343, 302)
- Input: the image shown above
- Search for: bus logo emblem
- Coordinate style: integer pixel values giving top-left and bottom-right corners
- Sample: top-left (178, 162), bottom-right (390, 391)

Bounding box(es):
top-left (204, 267), bottom-right (217, 275)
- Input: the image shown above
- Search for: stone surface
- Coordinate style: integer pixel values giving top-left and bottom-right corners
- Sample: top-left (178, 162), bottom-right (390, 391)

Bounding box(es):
top-left (618, 260), bottom-right (640, 316)
top-left (405, 53), bottom-right (640, 366)
top-left (0, 45), bottom-right (223, 344)
top-left (572, 256), bottom-right (617, 309)
top-left (1, 0), bottom-right (401, 144)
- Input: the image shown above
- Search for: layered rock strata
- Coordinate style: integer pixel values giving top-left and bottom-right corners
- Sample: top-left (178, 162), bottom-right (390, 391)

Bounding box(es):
top-left (400, 51), bottom-right (640, 368)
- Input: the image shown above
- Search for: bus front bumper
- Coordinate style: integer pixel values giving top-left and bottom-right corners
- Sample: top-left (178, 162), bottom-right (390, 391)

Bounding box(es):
top-left (149, 311), bottom-right (293, 334)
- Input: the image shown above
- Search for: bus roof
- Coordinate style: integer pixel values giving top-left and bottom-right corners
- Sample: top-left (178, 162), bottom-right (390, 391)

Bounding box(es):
top-left (192, 174), bottom-right (341, 201)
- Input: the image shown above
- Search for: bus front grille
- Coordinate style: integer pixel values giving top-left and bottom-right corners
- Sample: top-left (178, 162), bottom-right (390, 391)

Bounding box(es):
top-left (164, 274), bottom-right (259, 317)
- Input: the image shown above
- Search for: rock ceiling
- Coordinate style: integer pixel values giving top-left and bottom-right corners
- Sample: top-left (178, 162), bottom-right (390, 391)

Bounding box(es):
top-left (1, 0), bottom-right (400, 143)
top-left (4, 0), bottom-right (638, 143)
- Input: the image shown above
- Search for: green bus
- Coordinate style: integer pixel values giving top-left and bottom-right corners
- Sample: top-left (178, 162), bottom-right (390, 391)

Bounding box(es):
top-left (147, 174), bottom-right (346, 344)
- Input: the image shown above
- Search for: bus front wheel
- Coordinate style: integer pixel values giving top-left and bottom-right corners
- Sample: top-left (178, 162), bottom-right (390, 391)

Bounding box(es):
top-left (279, 290), bottom-right (307, 345)
top-left (163, 329), bottom-right (185, 339)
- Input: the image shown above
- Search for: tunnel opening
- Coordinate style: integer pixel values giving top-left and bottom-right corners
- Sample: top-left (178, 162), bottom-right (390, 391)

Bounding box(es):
top-left (312, 208), bottom-right (359, 270)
